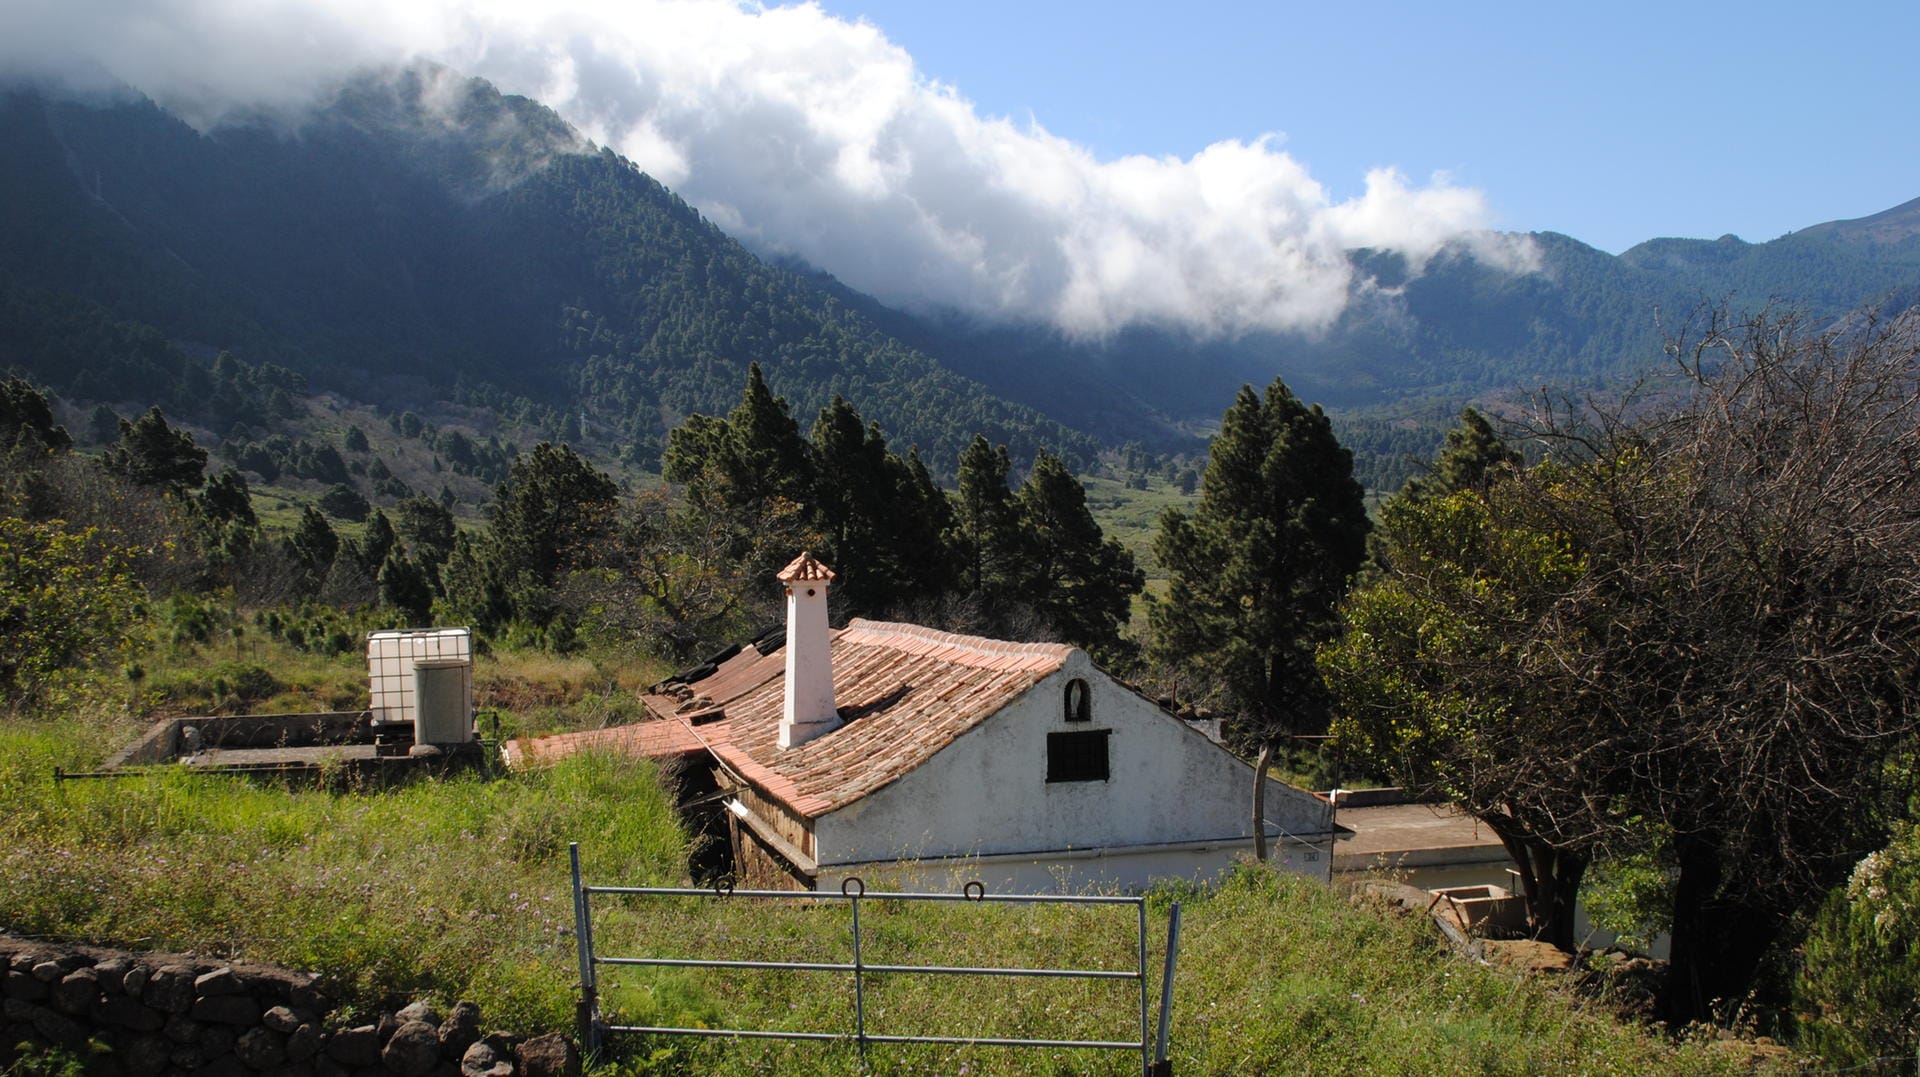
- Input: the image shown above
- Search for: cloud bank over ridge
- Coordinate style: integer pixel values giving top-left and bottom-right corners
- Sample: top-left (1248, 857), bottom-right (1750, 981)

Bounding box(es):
top-left (0, 0), bottom-right (1535, 337)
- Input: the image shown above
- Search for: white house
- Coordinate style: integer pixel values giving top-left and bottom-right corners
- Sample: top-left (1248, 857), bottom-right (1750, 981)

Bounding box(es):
top-left (509, 553), bottom-right (1336, 893)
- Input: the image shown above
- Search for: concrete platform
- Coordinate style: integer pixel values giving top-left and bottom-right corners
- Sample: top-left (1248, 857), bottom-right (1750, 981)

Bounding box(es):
top-left (1332, 801), bottom-right (1512, 878)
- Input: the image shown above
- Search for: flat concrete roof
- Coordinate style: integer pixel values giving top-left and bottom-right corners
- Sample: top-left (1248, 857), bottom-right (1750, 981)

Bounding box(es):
top-left (1332, 801), bottom-right (1511, 872)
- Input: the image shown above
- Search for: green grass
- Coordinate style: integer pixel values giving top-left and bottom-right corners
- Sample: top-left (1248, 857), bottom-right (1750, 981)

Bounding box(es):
top-left (1080, 473), bottom-right (1196, 582)
top-left (575, 869), bottom-right (1778, 1076)
top-left (1, 637), bottom-right (1791, 1074)
top-left (0, 724), bottom-right (685, 1032)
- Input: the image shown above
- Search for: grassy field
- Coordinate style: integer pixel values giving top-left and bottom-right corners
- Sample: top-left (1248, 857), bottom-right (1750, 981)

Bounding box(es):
top-left (0, 633), bottom-right (1790, 1075)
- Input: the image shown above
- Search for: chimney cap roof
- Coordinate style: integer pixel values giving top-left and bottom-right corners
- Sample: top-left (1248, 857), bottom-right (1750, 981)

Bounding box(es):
top-left (777, 551), bottom-right (836, 583)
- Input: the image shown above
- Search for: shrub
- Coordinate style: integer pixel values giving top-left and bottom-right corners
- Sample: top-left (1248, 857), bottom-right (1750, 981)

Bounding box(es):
top-left (1798, 823), bottom-right (1920, 1069)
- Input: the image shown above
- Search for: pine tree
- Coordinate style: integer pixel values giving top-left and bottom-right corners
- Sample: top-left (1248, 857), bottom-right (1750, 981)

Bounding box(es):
top-left (103, 407), bottom-right (207, 493)
top-left (727, 363), bottom-right (813, 505)
top-left (489, 442), bottom-right (618, 591)
top-left (284, 505), bottom-right (339, 596)
top-left (808, 397), bottom-right (946, 612)
top-left (1402, 407), bottom-right (1520, 502)
top-left (1014, 450), bottom-right (1143, 657)
top-left (951, 435), bottom-right (1024, 606)
top-left (1151, 378), bottom-right (1368, 858)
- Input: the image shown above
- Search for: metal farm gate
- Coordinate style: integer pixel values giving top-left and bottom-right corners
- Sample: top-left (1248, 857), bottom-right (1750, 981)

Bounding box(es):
top-left (569, 845), bottom-right (1185, 1075)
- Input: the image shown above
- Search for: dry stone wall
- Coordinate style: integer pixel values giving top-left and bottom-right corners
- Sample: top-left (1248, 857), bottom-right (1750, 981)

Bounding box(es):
top-left (1, 938), bottom-right (578, 1077)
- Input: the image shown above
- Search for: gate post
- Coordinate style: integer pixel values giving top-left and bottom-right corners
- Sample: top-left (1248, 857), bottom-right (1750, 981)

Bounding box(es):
top-left (569, 843), bottom-right (602, 1063)
top-left (1150, 902), bottom-right (1182, 1076)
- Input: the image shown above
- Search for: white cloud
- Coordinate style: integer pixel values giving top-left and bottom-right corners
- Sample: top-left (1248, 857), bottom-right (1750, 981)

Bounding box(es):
top-left (0, 0), bottom-right (1534, 337)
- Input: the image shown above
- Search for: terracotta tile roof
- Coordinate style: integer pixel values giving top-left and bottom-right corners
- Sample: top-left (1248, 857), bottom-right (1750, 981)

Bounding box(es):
top-left (502, 718), bottom-right (706, 770)
top-left (776, 551), bottom-right (835, 583)
top-left (656, 619), bottom-right (1075, 818)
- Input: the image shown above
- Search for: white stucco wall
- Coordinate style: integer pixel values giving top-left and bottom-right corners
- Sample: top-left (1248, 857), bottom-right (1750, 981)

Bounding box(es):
top-left (810, 651), bottom-right (1331, 892)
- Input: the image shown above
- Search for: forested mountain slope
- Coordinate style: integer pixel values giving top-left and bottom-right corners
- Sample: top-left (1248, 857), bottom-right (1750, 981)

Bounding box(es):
top-left (0, 67), bottom-right (1093, 473)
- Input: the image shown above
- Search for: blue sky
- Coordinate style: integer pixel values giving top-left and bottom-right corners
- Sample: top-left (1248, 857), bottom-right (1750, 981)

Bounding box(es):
top-left (815, 0), bottom-right (1920, 253)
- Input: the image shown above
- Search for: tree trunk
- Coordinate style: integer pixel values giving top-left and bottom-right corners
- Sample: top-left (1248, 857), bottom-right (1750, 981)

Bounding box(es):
top-left (1251, 740), bottom-right (1273, 861)
top-left (1660, 833), bottom-right (1786, 1027)
top-left (1481, 814), bottom-right (1587, 951)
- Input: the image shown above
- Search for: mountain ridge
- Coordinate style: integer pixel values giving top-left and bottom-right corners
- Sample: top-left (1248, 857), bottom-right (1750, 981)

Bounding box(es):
top-left (3, 63), bottom-right (1918, 480)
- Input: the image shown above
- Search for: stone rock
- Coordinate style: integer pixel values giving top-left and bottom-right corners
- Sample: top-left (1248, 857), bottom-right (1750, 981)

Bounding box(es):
top-left (93, 993), bottom-right (166, 1031)
top-left (52, 967), bottom-right (99, 1015)
top-left (196, 968), bottom-right (245, 997)
top-left (4, 971), bottom-right (48, 1002)
top-left (325, 1025), bottom-right (381, 1067)
top-left (459, 1041), bottom-right (514, 1077)
top-left (5, 951), bottom-right (37, 974)
top-left (375, 1013), bottom-right (402, 1045)
top-left (163, 1011), bottom-right (204, 1043)
top-left (123, 965), bottom-right (150, 997)
top-left (52, 953), bottom-right (93, 972)
top-left (202, 1023), bottom-right (237, 1059)
top-left (270, 1064), bottom-right (318, 1077)
top-left (146, 966), bottom-right (199, 1014)
top-left (394, 1001), bottom-right (442, 1029)
top-left (1, 998), bottom-right (33, 1021)
top-left (312, 1055), bottom-right (352, 1077)
top-left (122, 1032), bottom-right (172, 1077)
top-left (438, 1002), bottom-right (482, 1055)
top-left (380, 1021), bottom-right (441, 1077)
top-left (285, 1023), bottom-right (321, 1063)
top-left (200, 1053), bottom-right (251, 1077)
top-left (262, 1005), bottom-right (302, 1033)
top-left (173, 1044), bottom-right (212, 1069)
top-left (27, 1003), bottom-right (87, 1049)
top-left (236, 1026), bottom-right (288, 1069)
top-left (30, 961), bottom-right (63, 984)
top-left (515, 1034), bottom-right (579, 1077)
top-left (192, 994), bottom-right (262, 1026)
top-left (288, 980), bottom-right (328, 1013)
top-left (94, 958), bottom-right (131, 995)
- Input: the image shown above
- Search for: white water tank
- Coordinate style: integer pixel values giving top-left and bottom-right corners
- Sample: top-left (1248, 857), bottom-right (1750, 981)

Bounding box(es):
top-left (367, 628), bottom-right (473, 744)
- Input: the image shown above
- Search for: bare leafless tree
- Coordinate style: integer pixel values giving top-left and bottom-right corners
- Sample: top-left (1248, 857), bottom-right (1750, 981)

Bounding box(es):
top-left (1331, 305), bottom-right (1920, 1025)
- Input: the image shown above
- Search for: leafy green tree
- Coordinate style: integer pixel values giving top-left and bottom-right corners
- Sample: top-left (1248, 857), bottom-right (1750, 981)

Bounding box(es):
top-left (1151, 378), bottom-right (1368, 860)
top-left (103, 407), bottom-right (206, 493)
top-left (1320, 480), bottom-right (1594, 947)
top-left (343, 425), bottom-right (370, 453)
top-left (1013, 450), bottom-right (1143, 658)
top-left (0, 517), bottom-right (142, 708)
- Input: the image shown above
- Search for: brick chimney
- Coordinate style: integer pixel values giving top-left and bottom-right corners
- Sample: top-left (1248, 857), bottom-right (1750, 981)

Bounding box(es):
top-left (776, 552), bottom-right (839, 749)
